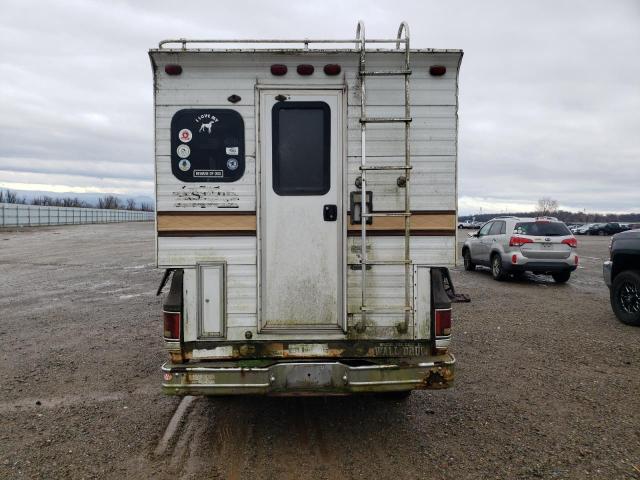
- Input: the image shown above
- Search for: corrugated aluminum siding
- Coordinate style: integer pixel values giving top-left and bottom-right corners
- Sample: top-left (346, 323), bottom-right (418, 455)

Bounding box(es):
top-left (152, 50), bottom-right (460, 212)
top-left (152, 49), bottom-right (461, 339)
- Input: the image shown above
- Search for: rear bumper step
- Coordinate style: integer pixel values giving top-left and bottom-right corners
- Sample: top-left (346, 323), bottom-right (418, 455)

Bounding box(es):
top-left (161, 355), bottom-right (455, 396)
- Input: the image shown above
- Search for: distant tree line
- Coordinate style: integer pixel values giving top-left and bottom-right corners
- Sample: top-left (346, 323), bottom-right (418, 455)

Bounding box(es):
top-left (461, 210), bottom-right (640, 224)
top-left (461, 197), bottom-right (639, 224)
top-left (0, 189), bottom-right (153, 212)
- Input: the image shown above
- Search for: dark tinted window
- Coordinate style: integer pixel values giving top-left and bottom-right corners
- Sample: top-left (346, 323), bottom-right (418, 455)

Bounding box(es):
top-left (272, 101), bottom-right (330, 195)
top-left (489, 221), bottom-right (504, 235)
top-left (513, 222), bottom-right (571, 236)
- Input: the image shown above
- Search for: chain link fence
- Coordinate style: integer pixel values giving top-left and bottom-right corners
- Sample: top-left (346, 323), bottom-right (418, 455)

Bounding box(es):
top-left (0, 203), bottom-right (154, 227)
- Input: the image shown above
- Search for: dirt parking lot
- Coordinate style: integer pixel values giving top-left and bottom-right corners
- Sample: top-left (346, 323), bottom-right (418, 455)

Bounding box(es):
top-left (0, 223), bottom-right (638, 479)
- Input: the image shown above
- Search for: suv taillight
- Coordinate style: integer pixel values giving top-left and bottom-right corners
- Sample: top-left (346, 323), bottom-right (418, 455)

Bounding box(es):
top-left (509, 235), bottom-right (533, 247)
top-left (163, 310), bottom-right (180, 340)
top-left (435, 308), bottom-right (452, 337)
top-left (562, 237), bottom-right (578, 248)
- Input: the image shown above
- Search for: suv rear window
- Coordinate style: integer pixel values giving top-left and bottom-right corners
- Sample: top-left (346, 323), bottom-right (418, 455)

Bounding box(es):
top-left (513, 222), bottom-right (571, 236)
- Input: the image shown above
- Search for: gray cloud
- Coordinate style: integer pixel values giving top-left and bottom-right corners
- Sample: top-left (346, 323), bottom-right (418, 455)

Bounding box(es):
top-left (1, 0), bottom-right (638, 212)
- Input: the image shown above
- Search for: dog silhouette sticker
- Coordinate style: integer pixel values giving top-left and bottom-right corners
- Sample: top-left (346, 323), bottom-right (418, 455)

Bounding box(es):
top-left (199, 120), bottom-right (216, 134)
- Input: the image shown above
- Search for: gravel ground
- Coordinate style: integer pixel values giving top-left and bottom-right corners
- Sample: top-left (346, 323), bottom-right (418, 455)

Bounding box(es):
top-left (0, 223), bottom-right (638, 479)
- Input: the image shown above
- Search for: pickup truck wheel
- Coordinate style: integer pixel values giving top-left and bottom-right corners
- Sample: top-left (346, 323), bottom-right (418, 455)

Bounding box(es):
top-left (463, 249), bottom-right (476, 271)
top-left (491, 254), bottom-right (507, 281)
top-left (611, 270), bottom-right (640, 326)
top-left (552, 271), bottom-right (571, 283)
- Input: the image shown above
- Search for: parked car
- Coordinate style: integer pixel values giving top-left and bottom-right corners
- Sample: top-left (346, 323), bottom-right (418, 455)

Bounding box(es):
top-left (462, 216), bottom-right (578, 282)
top-left (457, 220), bottom-right (481, 229)
top-left (588, 222), bottom-right (626, 236)
top-left (603, 229), bottom-right (640, 325)
top-left (574, 223), bottom-right (594, 235)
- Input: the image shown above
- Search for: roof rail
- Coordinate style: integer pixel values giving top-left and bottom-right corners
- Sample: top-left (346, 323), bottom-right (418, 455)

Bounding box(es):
top-left (158, 22), bottom-right (409, 50)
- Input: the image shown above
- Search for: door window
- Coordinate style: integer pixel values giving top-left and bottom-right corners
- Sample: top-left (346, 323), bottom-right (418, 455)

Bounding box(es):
top-left (478, 222), bottom-right (493, 236)
top-left (489, 221), bottom-right (504, 235)
top-left (271, 101), bottom-right (330, 196)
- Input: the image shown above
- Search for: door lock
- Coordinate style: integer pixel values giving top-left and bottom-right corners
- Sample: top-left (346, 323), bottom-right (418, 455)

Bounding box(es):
top-left (323, 204), bottom-right (337, 221)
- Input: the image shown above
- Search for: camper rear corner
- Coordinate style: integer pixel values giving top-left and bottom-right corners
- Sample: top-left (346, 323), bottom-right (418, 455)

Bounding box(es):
top-left (150, 31), bottom-right (462, 396)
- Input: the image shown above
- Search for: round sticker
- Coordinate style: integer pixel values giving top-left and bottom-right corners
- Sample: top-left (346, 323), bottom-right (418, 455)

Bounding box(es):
top-left (178, 129), bottom-right (192, 143)
top-left (178, 159), bottom-right (191, 171)
top-left (226, 158), bottom-right (239, 171)
top-left (177, 144), bottom-right (190, 158)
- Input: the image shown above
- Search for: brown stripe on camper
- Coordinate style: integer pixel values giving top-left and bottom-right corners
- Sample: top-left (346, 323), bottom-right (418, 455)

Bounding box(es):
top-left (157, 210), bottom-right (456, 236)
top-left (346, 210), bottom-right (456, 236)
top-left (157, 211), bottom-right (256, 236)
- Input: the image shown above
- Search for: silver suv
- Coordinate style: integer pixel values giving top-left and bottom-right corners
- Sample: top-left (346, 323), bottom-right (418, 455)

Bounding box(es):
top-left (461, 216), bottom-right (578, 282)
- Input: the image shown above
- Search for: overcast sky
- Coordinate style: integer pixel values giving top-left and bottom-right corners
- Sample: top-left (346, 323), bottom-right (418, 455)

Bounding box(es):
top-left (1, 0), bottom-right (638, 214)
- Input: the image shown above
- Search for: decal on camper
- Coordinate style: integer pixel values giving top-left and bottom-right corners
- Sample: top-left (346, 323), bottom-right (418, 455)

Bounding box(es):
top-left (170, 109), bottom-right (245, 183)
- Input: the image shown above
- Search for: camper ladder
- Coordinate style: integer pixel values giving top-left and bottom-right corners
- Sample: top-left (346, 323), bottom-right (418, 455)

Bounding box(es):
top-left (355, 21), bottom-right (413, 333)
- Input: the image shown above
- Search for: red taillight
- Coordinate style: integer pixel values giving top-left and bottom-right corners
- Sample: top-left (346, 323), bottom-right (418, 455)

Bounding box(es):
top-left (164, 64), bottom-right (182, 75)
top-left (163, 311), bottom-right (180, 340)
top-left (562, 237), bottom-right (578, 248)
top-left (429, 65), bottom-right (446, 76)
top-left (323, 64), bottom-right (341, 75)
top-left (435, 308), bottom-right (452, 337)
top-left (509, 235), bottom-right (533, 247)
top-left (270, 64), bottom-right (287, 76)
top-left (296, 64), bottom-right (314, 75)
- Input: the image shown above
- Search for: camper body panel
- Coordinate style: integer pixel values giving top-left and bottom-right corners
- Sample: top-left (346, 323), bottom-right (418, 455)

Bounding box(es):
top-left (151, 45), bottom-right (461, 393)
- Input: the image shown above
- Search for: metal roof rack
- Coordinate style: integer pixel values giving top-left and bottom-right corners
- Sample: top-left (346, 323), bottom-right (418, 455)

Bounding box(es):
top-left (158, 21), bottom-right (409, 50)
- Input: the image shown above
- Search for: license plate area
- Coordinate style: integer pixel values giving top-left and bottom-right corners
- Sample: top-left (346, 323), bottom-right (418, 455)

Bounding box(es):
top-left (284, 364), bottom-right (333, 389)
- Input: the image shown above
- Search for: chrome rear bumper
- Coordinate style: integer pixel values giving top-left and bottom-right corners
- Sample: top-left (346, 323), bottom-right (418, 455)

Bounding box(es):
top-left (161, 355), bottom-right (455, 396)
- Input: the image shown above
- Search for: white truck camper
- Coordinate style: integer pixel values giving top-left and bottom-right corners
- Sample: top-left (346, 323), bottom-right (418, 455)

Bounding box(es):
top-left (151, 22), bottom-right (463, 396)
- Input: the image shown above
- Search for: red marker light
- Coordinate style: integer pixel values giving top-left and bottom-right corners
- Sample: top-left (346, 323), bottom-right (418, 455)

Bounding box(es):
top-left (323, 64), bottom-right (341, 75)
top-left (297, 64), bottom-right (314, 75)
top-left (164, 64), bottom-right (182, 75)
top-left (270, 64), bottom-right (288, 76)
top-left (429, 65), bottom-right (446, 76)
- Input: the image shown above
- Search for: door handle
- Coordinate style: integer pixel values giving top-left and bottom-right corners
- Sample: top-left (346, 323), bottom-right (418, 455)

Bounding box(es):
top-left (323, 204), bottom-right (337, 221)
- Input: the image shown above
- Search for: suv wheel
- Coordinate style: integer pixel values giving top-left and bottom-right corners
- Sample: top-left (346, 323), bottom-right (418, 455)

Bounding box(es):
top-left (463, 249), bottom-right (476, 271)
top-left (552, 271), bottom-right (571, 283)
top-left (491, 254), bottom-right (507, 281)
top-left (611, 270), bottom-right (640, 326)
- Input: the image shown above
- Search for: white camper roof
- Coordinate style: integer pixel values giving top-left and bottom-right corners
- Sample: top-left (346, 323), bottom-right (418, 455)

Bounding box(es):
top-left (150, 20), bottom-right (462, 55)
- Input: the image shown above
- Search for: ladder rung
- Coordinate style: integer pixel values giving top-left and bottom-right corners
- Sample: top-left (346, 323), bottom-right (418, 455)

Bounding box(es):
top-left (362, 212), bottom-right (411, 218)
top-left (361, 260), bottom-right (411, 265)
top-left (360, 306), bottom-right (413, 313)
top-left (360, 69), bottom-right (411, 76)
top-left (360, 117), bottom-right (412, 124)
top-left (359, 165), bottom-right (412, 171)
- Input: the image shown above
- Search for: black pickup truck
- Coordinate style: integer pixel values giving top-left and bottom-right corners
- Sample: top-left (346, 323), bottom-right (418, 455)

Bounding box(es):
top-left (604, 229), bottom-right (640, 325)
